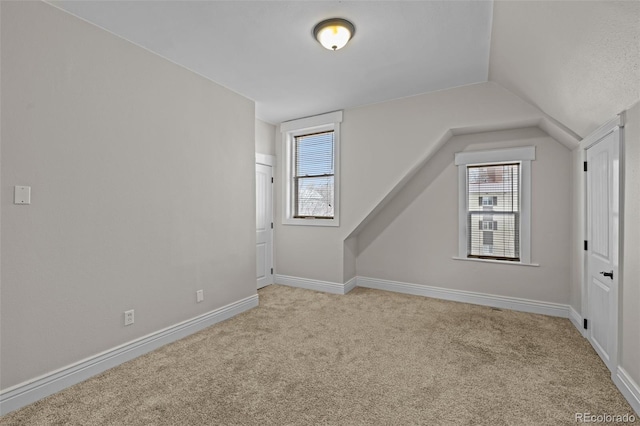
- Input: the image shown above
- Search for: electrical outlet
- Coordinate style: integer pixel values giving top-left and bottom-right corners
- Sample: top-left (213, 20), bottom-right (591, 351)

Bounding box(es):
top-left (196, 290), bottom-right (204, 303)
top-left (124, 309), bottom-right (134, 326)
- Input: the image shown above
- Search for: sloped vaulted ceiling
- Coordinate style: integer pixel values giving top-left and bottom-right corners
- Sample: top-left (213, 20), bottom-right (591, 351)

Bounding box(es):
top-left (490, 0), bottom-right (640, 138)
top-left (50, 1), bottom-right (639, 136)
top-left (50, 0), bottom-right (493, 125)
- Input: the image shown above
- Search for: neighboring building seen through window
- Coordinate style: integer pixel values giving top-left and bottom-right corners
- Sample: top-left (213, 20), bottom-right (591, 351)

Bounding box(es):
top-left (294, 131), bottom-right (334, 218)
top-left (467, 163), bottom-right (520, 261)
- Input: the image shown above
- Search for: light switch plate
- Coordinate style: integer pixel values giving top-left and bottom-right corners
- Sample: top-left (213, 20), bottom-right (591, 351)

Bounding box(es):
top-left (14, 186), bottom-right (31, 205)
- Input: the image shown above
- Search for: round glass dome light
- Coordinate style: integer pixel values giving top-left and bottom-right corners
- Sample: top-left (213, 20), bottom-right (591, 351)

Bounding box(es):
top-left (313, 18), bottom-right (355, 51)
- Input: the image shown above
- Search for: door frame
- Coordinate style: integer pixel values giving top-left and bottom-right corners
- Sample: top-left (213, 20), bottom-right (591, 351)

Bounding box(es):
top-left (580, 113), bottom-right (625, 372)
top-left (256, 153), bottom-right (276, 288)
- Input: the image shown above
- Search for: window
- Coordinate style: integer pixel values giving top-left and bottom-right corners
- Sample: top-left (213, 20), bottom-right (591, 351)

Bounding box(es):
top-left (481, 196), bottom-right (496, 206)
top-left (281, 111), bottom-right (342, 226)
top-left (454, 146), bottom-right (535, 264)
top-left (294, 131), bottom-right (334, 218)
top-left (480, 220), bottom-right (498, 230)
top-left (468, 164), bottom-right (519, 260)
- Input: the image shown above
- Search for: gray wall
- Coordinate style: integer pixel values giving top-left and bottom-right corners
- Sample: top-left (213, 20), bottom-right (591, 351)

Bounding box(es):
top-left (255, 119), bottom-right (276, 156)
top-left (356, 128), bottom-right (572, 303)
top-left (275, 82), bottom-right (557, 285)
top-left (621, 102), bottom-right (640, 386)
top-left (1, 1), bottom-right (255, 389)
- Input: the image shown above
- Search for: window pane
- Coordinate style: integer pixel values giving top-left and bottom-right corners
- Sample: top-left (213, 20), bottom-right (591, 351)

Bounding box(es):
top-left (295, 132), bottom-right (334, 176)
top-left (467, 164), bottom-right (520, 260)
top-left (295, 176), bottom-right (334, 218)
top-left (294, 131), bottom-right (335, 218)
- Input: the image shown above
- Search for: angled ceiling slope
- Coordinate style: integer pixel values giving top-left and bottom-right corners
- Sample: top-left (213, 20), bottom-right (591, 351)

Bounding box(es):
top-left (50, 0), bottom-right (493, 124)
top-left (490, 0), bottom-right (640, 138)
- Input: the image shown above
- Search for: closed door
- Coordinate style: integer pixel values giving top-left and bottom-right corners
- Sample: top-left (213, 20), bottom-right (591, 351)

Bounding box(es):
top-left (586, 127), bottom-right (620, 371)
top-left (256, 163), bottom-right (273, 289)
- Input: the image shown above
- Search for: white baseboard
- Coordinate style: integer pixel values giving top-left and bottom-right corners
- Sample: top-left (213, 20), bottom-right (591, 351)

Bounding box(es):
top-left (275, 274), bottom-right (351, 295)
top-left (357, 276), bottom-right (570, 318)
top-left (569, 306), bottom-right (586, 337)
top-left (614, 367), bottom-right (640, 416)
top-left (274, 274), bottom-right (570, 317)
top-left (344, 276), bottom-right (357, 294)
top-left (0, 294), bottom-right (259, 416)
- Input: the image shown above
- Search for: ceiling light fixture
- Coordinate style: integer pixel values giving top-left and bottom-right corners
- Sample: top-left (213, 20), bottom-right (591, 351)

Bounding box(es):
top-left (313, 18), bottom-right (355, 51)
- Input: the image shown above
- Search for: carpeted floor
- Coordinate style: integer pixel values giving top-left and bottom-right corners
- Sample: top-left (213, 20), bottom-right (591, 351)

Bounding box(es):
top-left (1, 285), bottom-right (636, 425)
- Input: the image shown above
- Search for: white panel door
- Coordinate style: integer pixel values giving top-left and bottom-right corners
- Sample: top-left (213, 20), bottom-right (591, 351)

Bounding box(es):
top-left (256, 163), bottom-right (273, 289)
top-left (586, 128), bottom-right (620, 372)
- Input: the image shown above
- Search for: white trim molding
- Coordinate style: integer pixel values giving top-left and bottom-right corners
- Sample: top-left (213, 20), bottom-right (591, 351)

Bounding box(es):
top-left (357, 276), bottom-right (569, 318)
top-left (274, 274), bottom-right (569, 318)
top-left (0, 294), bottom-right (259, 416)
top-left (274, 274), bottom-right (354, 295)
top-left (454, 146), bottom-right (536, 166)
top-left (614, 367), bottom-right (640, 416)
top-left (452, 256), bottom-right (539, 267)
top-left (568, 306), bottom-right (585, 337)
top-left (455, 146), bottom-right (535, 265)
top-left (344, 276), bottom-right (358, 294)
top-left (537, 116), bottom-right (581, 150)
top-left (580, 114), bottom-right (625, 150)
top-left (281, 111), bottom-right (343, 133)
top-left (256, 153), bottom-right (276, 167)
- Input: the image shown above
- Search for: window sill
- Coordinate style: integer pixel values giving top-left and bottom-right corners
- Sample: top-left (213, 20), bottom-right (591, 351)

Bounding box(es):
top-left (282, 217), bottom-right (339, 227)
top-left (452, 257), bottom-right (539, 267)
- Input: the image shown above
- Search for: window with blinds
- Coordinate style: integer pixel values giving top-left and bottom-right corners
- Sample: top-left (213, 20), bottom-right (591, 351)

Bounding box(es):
top-left (467, 163), bottom-right (520, 261)
top-left (294, 131), bottom-right (335, 218)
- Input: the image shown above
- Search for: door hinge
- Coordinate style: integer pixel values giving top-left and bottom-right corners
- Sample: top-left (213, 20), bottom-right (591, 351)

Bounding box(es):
top-left (271, 177), bottom-right (274, 183)
top-left (584, 240), bottom-right (588, 251)
top-left (270, 268), bottom-right (273, 275)
top-left (583, 318), bottom-right (588, 330)
top-left (271, 222), bottom-right (273, 229)
top-left (584, 161), bottom-right (588, 172)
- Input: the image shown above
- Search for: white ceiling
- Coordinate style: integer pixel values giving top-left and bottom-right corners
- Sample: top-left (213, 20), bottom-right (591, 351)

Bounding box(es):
top-left (51, 1), bottom-right (493, 124)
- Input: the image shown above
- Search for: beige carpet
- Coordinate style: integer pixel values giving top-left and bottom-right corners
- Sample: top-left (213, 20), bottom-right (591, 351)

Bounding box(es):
top-left (1, 285), bottom-right (636, 425)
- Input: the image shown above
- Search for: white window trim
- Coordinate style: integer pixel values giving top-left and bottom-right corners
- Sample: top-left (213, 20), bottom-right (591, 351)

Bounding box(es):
top-left (281, 111), bottom-right (342, 227)
top-left (454, 146), bottom-right (536, 266)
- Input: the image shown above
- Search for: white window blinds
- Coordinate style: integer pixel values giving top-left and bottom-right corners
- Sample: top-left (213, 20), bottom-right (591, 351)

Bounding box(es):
top-left (294, 131), bottom-right (335, 218)
top-left (467, 163), bottom-right (520, 261)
